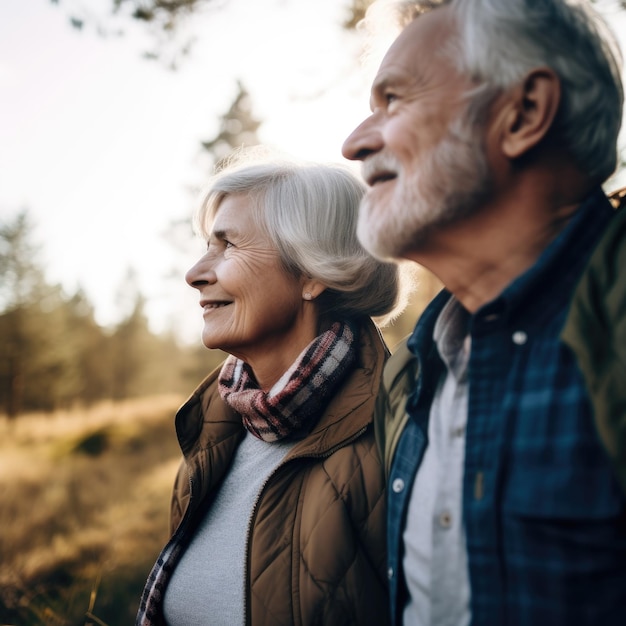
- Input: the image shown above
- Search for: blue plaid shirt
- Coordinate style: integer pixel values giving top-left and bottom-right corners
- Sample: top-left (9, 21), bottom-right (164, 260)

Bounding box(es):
top-left (388, 188), bottom-right (626, 625)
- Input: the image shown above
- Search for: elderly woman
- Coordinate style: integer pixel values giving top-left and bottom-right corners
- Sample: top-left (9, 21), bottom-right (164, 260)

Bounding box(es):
top-left (136, 156), bottom-right (405, 626)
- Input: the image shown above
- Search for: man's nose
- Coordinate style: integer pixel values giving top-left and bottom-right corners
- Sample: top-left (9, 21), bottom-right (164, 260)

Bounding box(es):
top-left (342, 114), bottom-right (384, 161)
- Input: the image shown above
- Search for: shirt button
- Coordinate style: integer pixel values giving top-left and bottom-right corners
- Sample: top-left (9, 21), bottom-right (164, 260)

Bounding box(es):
top-left (388, 567), bottom-right (394, 580)
top-left (450, 426), bottom-right (465, 438)
top-left (392, 478), bottom-right (405, 493)
top-left (512, 330), bottom-right (527, 345)
top-left (438, 511), bottom-right (453, 529)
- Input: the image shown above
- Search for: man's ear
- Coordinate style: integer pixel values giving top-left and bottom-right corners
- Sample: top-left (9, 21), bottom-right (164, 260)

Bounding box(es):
top-left (500, 68), bottom-right (561, 159)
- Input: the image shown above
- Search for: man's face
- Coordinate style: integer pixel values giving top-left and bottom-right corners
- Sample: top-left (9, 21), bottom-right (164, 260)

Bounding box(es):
top-left (342, 7), bottom-right (492, 260)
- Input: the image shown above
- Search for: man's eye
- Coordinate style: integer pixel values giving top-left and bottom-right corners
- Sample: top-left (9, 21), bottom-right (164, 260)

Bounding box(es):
top-left (385, 93), bottom-right (398, 105)
top-left (224, 240), bottom-right (234, 249)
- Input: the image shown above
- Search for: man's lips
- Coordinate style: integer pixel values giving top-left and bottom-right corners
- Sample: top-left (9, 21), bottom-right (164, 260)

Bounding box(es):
top-left (366, 171), bottom-right (397, 186)
top-left (362, 154), bottom-right (400, 187)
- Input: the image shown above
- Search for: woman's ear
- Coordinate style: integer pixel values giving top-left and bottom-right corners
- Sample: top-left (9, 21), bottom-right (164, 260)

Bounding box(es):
top-left (301, 279), bottom-right (327, 301)
top-left (499, 68), bottom-right (561, 159)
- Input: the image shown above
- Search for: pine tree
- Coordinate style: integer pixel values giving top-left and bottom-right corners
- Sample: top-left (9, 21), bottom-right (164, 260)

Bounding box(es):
top-left (201, 81), bottom-right (262, 168)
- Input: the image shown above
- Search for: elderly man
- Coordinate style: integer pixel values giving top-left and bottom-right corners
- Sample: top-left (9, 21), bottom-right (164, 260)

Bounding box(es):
top-left (342, 0), bottom-right (626, 625)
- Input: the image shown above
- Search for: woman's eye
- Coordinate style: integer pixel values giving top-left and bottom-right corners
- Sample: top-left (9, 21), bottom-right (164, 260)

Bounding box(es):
top-left (206, 238), bottom-right (233, 252)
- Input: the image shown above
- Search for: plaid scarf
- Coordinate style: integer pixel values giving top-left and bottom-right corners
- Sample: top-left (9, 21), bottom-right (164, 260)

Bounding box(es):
top-left (218, 320), bottom-right (357, 442)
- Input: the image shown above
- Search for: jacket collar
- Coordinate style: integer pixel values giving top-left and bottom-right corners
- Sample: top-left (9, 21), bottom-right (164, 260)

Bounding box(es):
top-left (175, 317), bottom-right (388, 497)
top-left (284, 317), bottom-right (388, 459)
top-left (476, 187), bottom-right (615, 329)
top-left (410, 187), bottom-right (615, 341)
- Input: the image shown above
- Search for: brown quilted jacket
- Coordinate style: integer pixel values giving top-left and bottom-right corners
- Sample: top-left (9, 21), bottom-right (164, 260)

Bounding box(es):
top-left (165, 318), bottom-right (391, 626)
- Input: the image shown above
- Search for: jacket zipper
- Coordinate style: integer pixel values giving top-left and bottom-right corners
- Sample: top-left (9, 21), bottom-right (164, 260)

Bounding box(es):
top-left (243, 424), bottom-right (369, 625)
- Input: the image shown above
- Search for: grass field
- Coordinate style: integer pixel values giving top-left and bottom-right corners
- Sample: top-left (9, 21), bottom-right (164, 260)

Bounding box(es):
top-left (0, 395), bottom-right (185, 626)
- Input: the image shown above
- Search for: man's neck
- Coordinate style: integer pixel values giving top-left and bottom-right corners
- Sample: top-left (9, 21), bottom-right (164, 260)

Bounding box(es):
top-left (407, 192), bottom-right (583, 313)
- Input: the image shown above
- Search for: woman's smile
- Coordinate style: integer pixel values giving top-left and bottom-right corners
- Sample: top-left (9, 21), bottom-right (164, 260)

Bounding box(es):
top-left (201, 299), bottom-right (232, 312)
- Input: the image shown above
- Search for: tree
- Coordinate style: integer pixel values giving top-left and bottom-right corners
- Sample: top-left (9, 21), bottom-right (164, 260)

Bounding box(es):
top-left (111, 0), bottom-right (208, 31)
top-left (0, 212), bottom-right (45, 313)
top-left (61, 0), bottom-right (626, 41)
top-left (200, 80), bottom-right (263, 168)
top-left (62, 0), bottom-right (373, 35)
top-left (55, 0), bottom-right (373, 66)
top-left (108, 269), bottom-right (152, 399)
top-left (58, 289), bottom-right (113, 405)
top-left (343, 0), bottom-right (373, 29)
top-left (159, 80), bottom-right (263, 321)
top-left (0, 212), bottom-right (116, 414)
top-left (0, 212), bottom-right (49, 417)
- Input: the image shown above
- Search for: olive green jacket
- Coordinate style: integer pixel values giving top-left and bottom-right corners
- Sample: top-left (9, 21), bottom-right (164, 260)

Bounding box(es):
top-left (561, 188), bottom-right (626, 492)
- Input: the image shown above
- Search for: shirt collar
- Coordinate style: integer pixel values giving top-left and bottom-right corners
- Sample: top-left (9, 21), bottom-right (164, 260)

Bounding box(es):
top-left (433, 297), bottom-right (471, 382)
top-left (408, 187), bottom-right (615, 348)
top-left (476, 187), bottom-right (615, 326)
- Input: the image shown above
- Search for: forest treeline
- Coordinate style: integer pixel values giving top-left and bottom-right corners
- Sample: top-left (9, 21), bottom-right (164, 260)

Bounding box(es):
top-left (0, 209), bottom-right (437, 419)
top-left (0, 211), bottom-right (225, 418)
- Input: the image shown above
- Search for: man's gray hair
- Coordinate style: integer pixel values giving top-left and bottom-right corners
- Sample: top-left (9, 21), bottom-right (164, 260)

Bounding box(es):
top-left (364, 0), bottom-right (624, 183)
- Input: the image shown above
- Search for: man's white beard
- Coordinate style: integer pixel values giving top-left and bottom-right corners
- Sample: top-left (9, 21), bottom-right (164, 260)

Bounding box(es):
top-left (357, 117), bottom-right (492, 261)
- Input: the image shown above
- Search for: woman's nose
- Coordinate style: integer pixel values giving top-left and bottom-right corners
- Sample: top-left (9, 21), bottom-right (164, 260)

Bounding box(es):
top-left (342, 114), bottom-right (384, 161)
top-left (185, 255), bottom-right (216, 288)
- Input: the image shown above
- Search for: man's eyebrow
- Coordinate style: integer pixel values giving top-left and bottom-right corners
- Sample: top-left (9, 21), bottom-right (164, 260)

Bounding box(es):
top-left (370, 76), bottom-right (390, 109)
top-left (370, 73), bottom-right (405, 102)
top-left (373, 74), bottom-right (394, 92)
top-left (370, 73), bottom-right (400, 109)
top-left (371, 75), bottom-right (391, 98)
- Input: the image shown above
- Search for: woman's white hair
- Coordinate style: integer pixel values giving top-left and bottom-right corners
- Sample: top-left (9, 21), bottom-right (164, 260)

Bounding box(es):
top-left (194, 148), bottom-right (412, 325)
top-left (362, 0), bottom-right (624, 184)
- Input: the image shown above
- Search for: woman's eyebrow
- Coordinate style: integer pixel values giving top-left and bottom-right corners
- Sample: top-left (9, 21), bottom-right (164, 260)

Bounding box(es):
top-left (211, 227), bottom-right (238, 241)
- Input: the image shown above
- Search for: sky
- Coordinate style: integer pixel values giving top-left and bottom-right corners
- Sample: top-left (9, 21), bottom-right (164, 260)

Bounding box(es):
top-left (1, 0), bottom-right (626, 345)
top-left (0, 0), bottom-right (374, 343)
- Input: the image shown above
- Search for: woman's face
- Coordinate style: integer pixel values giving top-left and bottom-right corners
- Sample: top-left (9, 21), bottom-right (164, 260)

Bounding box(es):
top-left (186, 193), bottom-right (318, 379)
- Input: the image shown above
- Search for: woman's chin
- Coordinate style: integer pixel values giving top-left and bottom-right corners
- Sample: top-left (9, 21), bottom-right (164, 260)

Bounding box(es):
top-left (200, 332), bottom-right (223, 351)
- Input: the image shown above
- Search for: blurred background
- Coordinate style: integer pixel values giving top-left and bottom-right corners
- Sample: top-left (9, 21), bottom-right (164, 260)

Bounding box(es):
top-left (1, 0), bottom-right (625, 624)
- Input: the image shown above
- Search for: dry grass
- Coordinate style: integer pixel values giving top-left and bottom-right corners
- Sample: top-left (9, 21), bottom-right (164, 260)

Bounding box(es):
top-left (0, 395), bottom-right (185, 626)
